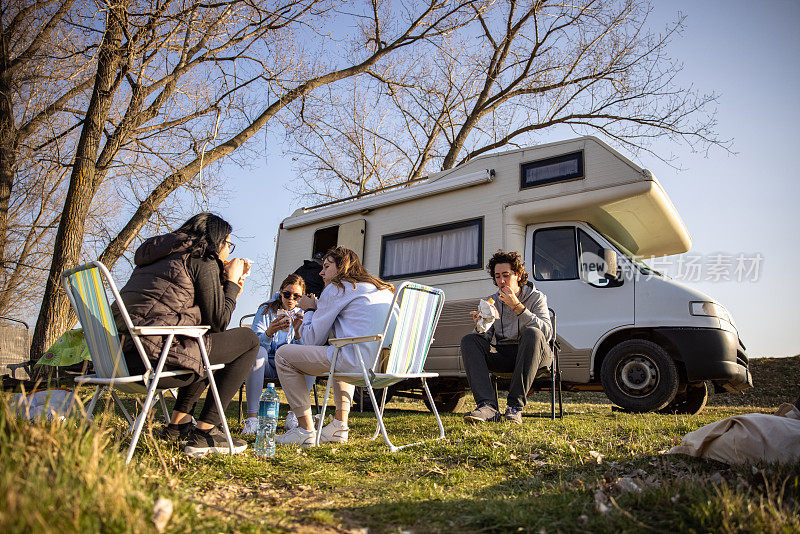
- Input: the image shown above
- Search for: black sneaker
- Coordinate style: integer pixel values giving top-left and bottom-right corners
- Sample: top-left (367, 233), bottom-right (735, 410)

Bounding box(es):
top-left (463, 403), bottom-right (501, 424)
top-left (159, 422), bottom-right (194, 444)
top-left (184, 426), bottom-right (247, 457)
top-left (503, 405), bottom-right (523, 425)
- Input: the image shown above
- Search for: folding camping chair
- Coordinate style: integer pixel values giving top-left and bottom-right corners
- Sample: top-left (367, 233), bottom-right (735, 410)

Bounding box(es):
top-left (491, 308), bottom-right (563, 419)
top-left (61, 261), bottom-right (237, 464)
top-left (316, 281), bottom-right (446, 452)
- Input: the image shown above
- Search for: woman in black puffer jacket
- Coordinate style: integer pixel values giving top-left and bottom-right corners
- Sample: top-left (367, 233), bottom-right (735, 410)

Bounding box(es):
top-left (113, 212), bottom-right (257, 457)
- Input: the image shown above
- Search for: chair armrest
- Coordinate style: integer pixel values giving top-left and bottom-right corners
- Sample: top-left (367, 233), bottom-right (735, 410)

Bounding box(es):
top-left (239, 313), bottom-right (256, 328)
top-left (132, 325), bottom-right (210, 337)
top-left (328, 334), bottom-right (382, 348)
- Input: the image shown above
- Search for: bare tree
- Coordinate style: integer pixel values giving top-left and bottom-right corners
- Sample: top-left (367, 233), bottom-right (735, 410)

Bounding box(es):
top-left (288, 0), bottom-right (727, 202)
top-left (28, 0), bottom-right (480, 359)
top-left (0, 0), bottom-right (96, 319)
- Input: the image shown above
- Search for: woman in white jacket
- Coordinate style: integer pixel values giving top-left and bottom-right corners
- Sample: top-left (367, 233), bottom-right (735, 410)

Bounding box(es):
top-left (275, 247), bottom-right (394, 446)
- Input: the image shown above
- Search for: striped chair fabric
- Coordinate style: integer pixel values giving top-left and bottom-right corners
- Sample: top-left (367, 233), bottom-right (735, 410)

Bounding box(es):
top-left (64, 265), bottom-right (131, 381)
top-left (370, 283), bottom-right (442, 389)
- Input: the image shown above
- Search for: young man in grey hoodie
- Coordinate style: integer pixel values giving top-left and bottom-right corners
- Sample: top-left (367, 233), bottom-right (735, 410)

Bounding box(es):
top-left (461, 250), bottom-right (553, 424)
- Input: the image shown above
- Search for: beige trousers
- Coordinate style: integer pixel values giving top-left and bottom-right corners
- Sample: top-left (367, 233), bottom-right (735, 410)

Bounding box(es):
top-left (275, 344), bottom-right (355, 415)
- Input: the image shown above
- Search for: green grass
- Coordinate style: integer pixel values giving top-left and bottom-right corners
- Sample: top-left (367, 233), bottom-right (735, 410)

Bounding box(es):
top-left (2, 357), bottom-right (799, 533)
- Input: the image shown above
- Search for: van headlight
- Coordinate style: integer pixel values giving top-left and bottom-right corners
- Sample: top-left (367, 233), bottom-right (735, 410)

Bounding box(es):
top-left (690, 301), bottom-right (732, 324)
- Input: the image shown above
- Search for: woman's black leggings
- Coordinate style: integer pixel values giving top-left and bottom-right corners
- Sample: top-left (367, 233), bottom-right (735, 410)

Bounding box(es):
top-left (126, 327), bottom-right (258, 427)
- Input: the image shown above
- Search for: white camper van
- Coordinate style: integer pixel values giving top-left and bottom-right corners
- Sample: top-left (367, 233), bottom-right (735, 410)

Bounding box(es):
top-left (272, 137), bottom-right (752, 414)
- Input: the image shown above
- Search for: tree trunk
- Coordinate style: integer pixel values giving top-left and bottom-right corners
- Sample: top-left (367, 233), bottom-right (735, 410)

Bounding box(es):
top-left (0, 23), bottom-right (15, 274)
top-left (29, 3), bottom-right (127, 361)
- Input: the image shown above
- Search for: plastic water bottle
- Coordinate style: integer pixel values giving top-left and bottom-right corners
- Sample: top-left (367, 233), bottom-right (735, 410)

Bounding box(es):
top-left (254, 382), bottom-right (279, 457)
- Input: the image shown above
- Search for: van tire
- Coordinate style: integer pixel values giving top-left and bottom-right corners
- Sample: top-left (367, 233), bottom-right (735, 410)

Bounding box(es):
top-left (423, 390), bottom-right (467, 414)
top-left (352, 386), bottom-right (393, 412)
top-left (600, 339), bottom-right (679, 413)
top-left (658, 381), bottom-right (709, 415)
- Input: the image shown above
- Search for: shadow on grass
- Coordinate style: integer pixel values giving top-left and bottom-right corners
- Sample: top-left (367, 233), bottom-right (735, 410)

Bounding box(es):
top-left (323, 456), bottom-right (800, 534)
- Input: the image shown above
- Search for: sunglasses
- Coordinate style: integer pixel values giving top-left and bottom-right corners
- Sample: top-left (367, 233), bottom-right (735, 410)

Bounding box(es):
top-left (281, 291), bottom-right (303, 300)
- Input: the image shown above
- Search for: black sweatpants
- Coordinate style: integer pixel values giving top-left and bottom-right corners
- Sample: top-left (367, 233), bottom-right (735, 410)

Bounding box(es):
top-left (125, 327), bottom-right (258, 427)
top-left (460, 326), bottom-right (552, 409)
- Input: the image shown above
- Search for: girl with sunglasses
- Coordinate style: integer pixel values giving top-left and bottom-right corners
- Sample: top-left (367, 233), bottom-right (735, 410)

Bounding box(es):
top-left (242, 273), bottom-right (315, 434)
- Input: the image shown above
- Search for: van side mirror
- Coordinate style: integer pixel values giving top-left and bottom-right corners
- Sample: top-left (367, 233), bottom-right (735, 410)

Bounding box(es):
top-left (603, 249), bottom-right (618, 281)
top-left (581, 248), bottom-right (623, 288)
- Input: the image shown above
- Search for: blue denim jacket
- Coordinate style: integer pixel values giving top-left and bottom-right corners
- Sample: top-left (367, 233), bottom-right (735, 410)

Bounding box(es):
top-left (251, 294), bottom-right (303, 361)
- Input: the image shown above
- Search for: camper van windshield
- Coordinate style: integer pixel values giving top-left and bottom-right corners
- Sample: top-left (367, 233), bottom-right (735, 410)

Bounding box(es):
top-left (601, 234), bottom-right (661, 276)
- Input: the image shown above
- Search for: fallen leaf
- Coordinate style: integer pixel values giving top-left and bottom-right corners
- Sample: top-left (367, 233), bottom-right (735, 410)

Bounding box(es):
top-left (589, 450), bottom-right (604, 464)
top-left (152, 497), bottom-right (173, 533)
top-left (615, 477), bottom-right (642, 494)
top-left (594, 489), bottom-right (610, 514)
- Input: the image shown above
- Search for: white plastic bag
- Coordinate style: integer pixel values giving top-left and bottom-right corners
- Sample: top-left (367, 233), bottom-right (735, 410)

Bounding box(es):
top-left (668, 411), bottom-right (800, 465)
top-left (475, 298), bottom-right (499, 334)
top-left (11, 388), bottom-right (77, 421)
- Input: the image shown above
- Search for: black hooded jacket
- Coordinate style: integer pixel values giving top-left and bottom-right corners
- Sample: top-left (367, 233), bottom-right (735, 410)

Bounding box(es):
top-left (293, 259), bottom-right (325, 296)
top-left (112, 232), bottom-right (240, 375)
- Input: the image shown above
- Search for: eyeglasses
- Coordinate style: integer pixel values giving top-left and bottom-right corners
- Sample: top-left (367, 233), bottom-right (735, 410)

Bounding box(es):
top-left (225, 240), bottom-right (235, 253)
top-left (281, 291), bottom-right (303, 300)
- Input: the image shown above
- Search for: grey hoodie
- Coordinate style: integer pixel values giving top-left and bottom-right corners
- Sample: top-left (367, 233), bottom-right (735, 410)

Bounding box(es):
top-left (477, 282), bottom-right (552, 344)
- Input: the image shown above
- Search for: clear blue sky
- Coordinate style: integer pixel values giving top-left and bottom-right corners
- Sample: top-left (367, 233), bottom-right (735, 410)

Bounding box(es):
top-left (220, 0), bottom-right (800, 358)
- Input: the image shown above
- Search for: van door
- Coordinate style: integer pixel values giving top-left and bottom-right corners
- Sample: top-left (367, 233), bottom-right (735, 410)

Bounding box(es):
top-left (525, 223), bottom-right (634, 382)
top-left (337, 219), bottom-right (366, 261)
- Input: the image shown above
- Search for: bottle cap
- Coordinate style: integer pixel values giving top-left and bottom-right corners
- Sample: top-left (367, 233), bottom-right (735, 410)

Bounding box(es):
top-left (267, 382), bottom-right (275, 388)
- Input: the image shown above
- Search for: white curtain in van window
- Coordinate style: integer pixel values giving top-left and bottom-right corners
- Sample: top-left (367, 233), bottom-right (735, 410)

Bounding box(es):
top-left (384, 224), bottom-right (479, 277)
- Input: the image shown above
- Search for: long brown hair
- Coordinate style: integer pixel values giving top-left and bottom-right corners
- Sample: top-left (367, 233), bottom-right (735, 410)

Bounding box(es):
top-left (260, 273), bottom-right (306, 314)
top-left (324, 246), bottom-right (394, 293)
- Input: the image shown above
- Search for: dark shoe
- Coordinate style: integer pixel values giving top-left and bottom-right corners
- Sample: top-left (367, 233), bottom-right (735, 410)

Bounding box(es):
top-left (159, 421), bottom-right (194, 443)
top-left (464, 404), bottom-right (501, 424)
top-left (184, 426), bottom-right (247, 457)
top-left (504, 405), bottom-right (523, 425)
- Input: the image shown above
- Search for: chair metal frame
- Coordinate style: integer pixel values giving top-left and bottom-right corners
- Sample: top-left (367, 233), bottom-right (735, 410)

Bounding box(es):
top-left (491, 308), bottom-right (563, 419)
top-left (61, 260), bottom-right (236, 464)
top-left (315, 281), bottom-right (446, 452)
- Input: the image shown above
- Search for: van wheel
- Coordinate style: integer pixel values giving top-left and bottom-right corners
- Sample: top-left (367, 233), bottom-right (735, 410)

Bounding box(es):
top-left (421, 378), bottom-right (467, 413)
top-left (658, 381), bottom-right (709, 415)
top-left (600, 339), bottom-right (679, 413)
top-left (352, 386), bottom-right (393, 412)
top-left (423, 390), bottom-right (467, 414)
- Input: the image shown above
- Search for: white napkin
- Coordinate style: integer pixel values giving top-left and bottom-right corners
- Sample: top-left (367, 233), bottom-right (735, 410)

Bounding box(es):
top-left (475, 298), bottom-right (499, 334)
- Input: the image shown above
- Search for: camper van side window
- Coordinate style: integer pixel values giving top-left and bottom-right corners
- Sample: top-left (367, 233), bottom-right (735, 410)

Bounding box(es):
top-left (532, 227), bottom-right (578, 281)
top-left (521, 151), bottom-right (584, 189)
top-left (380, 218), bottom-right (483, 279)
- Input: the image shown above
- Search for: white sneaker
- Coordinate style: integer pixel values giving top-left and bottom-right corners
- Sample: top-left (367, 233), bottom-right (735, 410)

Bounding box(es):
top-left (319, 418), bottom-right (349, 444)
top-left (274, 426), bottom-right (315, 447)
top-left (284, 411), bottom-right (299, 430)
top-left (241, 417), bottom-right (259, 435)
